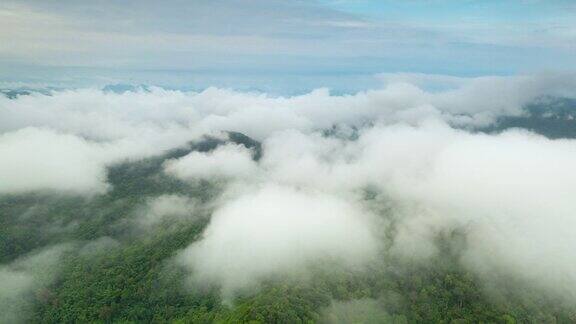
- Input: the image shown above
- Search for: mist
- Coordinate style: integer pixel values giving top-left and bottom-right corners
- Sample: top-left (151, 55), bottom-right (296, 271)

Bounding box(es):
top-left (0, 245), bottom-right (70, 324)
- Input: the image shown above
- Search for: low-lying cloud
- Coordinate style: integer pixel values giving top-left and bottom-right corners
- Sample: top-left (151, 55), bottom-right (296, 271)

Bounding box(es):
top-left (0, 245), bottom-right (70, 324)
top-left (177, 184), bottom-right (379, 295)
top-left (0, 128), bottom-right (109, 194)
top-left (176, 121), bottom-right (576, 299)
top-left (2, 73), bottom-right (576, 302)
top-left (165, 143), bottom-right (258, 181)
top-left (136, 194), bottom-right (198, 228)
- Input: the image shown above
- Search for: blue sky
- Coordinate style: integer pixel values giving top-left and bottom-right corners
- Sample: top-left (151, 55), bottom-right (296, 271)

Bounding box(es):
top-left (0, 0), bottom-right (574, 92)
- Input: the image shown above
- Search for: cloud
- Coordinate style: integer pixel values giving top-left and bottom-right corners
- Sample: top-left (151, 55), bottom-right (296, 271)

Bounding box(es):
top-left (0, 245), bottom-right (70, 324)
top-left (258, 121), bottom-right (576, 300)
top-left (0, 0), bottom-right (364, 69)
top-left (0, 269), bottom-right (35, 324)
top-left (177, 184), bottom-right (380, 295)
top-left (178, 117), bottom-right (576, 299)
top-left (0, 127), bottom-right (109, 194)
top-left (2, 0), bottom-right (576, 87)
top-left (382, 126), bottom-right (576, 299)
top-left (136, 195), bottom-right (198, 228)
top-left (78, 237), bottom-right (120, 256)
top-left (164, 143), bottom-right (258, 181)
top-left (3, 73), bottom-right (576, 304)
top-left (0, 73), bottom-right (574, 195)
top-left (320, 298), bottom-right (392, 323)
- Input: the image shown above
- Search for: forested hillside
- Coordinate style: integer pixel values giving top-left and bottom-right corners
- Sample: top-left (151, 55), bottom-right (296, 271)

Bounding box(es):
top-left (2, 106), bottom-right (576, 322)
top-left (3, 0), bottom-right (576, 322)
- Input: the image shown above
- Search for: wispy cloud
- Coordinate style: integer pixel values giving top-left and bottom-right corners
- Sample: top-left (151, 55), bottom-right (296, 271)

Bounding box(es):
top-left (0, 0), bottom-right (575, 89)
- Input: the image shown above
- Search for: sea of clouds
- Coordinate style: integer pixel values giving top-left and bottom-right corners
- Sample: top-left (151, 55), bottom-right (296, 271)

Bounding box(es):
top-left (2, 73), bottom-right (576, 301)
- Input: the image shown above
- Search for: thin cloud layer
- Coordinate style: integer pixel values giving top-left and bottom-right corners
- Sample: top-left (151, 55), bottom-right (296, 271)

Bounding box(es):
top-left (0, 245), bottom-right (70, 324)
top-left (136, 195), bottom-right (198, 228)
top-left (2, 0), bottom-right (576, 88)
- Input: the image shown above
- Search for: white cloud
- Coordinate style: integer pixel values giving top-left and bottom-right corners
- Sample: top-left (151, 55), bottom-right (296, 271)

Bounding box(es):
top-left (2, 73), bottom-right (576, 303)
top-left (260, 122), bottom-right (576, 300)
top-left (381, 126), bottom-right (576, 298)
top-left (177, 184), bottom-right (379, 295)
top-left (164, 143), bottom-right (258, 181)
top-left (2, 0), bottom-right (576, 84)
top-left (0, 73), bottom-right (574, 195)
top-left (0, 127), bottom-right (108, 194)
top-left (174, 119), bottom-right (576, 299)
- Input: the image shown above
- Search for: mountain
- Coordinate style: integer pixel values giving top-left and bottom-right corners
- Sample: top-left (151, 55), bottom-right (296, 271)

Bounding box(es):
top-left (483, 97), bottom-right (576, 139)
top-left (1, 129), bottom-right (574, 323)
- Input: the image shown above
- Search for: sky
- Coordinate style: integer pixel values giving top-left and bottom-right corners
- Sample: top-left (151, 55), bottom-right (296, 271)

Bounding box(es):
top-left (1, 0), bottom-right (575, 93)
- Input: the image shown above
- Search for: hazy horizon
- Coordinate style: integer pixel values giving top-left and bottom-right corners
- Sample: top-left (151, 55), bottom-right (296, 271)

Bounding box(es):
top-left (2, 0), bottom-right (576, 92)
top-left (2, 1), bottom-right (576, 323)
